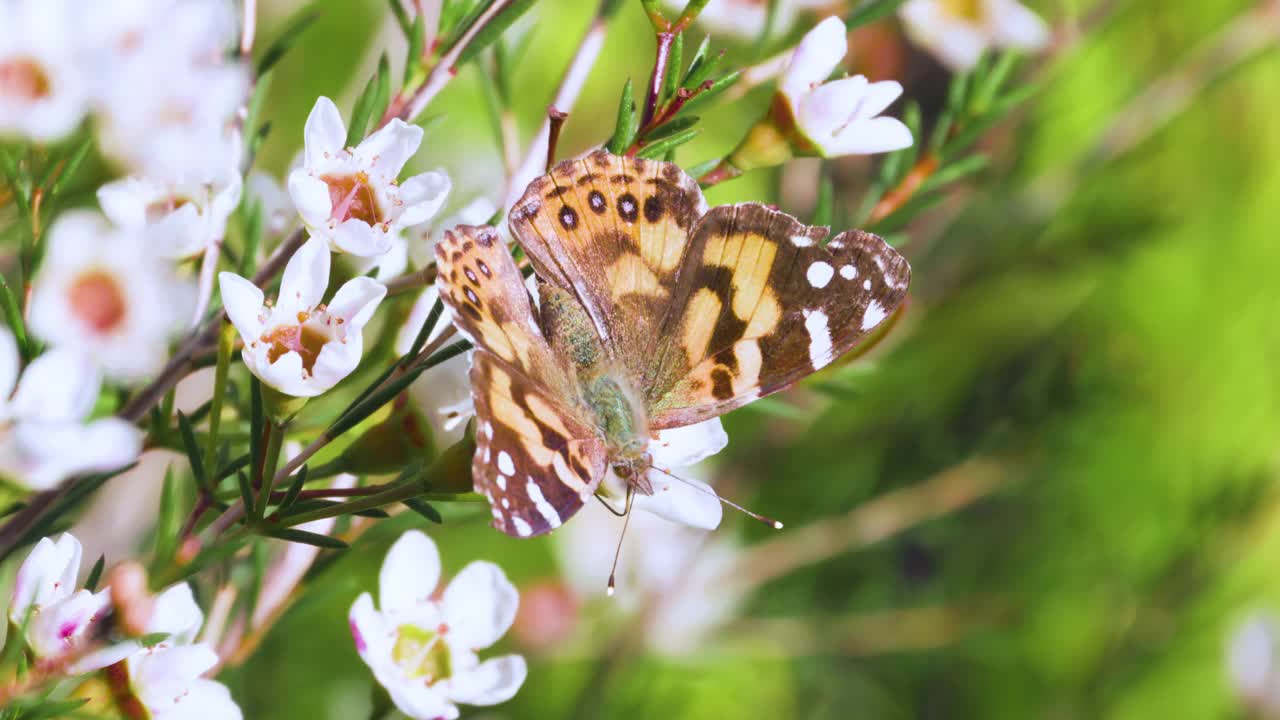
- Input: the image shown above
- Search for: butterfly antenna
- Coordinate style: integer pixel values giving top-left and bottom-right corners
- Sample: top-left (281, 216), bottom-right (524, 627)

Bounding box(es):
top-left (606, 487), bottom-right (635, 597)
top-left (648, 465), bottom-right (784, 530)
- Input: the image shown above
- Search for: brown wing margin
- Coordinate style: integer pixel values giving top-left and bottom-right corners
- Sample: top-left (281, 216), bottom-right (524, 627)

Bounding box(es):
top-left (647, 203), bottom-right (911, 429)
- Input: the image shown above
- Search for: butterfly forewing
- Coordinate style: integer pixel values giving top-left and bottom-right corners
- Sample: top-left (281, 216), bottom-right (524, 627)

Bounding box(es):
top-left (509, 151), bottom-right (705, 388)
top-left (433, 226), bottom-right (607, 537)
top-left (647, 203), bottom-right (910, 429)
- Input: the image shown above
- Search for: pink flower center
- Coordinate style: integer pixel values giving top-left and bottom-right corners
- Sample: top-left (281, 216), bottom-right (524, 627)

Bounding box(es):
top-left (69, 271), bottom-right (127, 333)
top-left (323, 172), bottom-right (382, 226)
top-left (262, 313), bottom-right (332, 373)
top-left (0, 58), bottom-right (51, 101)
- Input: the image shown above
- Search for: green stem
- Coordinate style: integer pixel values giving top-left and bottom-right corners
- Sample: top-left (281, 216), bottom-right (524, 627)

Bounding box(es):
top-left (252, 422), bottom-right (285, 524)
top-left (203, 323), bottom-right (236, 482)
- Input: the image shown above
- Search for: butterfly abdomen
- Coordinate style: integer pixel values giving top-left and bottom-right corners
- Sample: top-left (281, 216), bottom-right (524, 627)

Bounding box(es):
top-left (582, 373), bottom-right (649, 460)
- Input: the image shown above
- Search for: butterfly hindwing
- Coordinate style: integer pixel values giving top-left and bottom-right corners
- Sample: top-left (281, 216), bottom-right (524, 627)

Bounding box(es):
top-left (648, 203), bottom-right (910, 428)
top-left (470, 353), bottom-right (608, 537)
top-left (434, 226), bottom-right (607, 537)
top-left (509, 151), bottom-right (705, 387)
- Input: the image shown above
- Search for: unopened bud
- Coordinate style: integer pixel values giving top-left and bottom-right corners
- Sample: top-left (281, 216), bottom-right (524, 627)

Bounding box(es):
top-left (107, 561), bottom-right (153, 637)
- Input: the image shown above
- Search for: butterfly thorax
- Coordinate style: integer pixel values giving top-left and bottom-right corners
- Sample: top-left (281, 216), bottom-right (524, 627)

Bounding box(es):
top-left (581, 371), bottom-right (654, 495)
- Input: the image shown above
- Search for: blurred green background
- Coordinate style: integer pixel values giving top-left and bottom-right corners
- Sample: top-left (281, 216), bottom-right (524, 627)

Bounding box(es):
top-left (225, 0), bottom-right (1280, 717)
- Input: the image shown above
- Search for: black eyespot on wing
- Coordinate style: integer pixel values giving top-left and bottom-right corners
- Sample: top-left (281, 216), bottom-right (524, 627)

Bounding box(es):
top-left (588, 190), bottom-right (607, 214)
top-left (618, 193), bottom-right (638, 223)
top-left (643, 195), bottom-right (663, 222)
top-left (559, 205), bottom-right (578, 229)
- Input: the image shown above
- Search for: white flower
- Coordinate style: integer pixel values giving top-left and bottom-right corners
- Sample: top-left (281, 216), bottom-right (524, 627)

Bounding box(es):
top-left (899, 0), bottom-right (1050, 72)
top-left (288, 96), bottom-right (451, 257)
top-left (778, 16), bottom-right (913, 156)
top-left (1230, 614), bottom-right (1280, 715)
top-left (90, 0), bottom-right (246, 180)
top-left (0, 329), bottom-right (141, 491)
top-left (398, 286), bottom-right (475, 447)
top-left (666, 0), bottom-right (829, 39)
top-left (350, 233), bottom-right (410, 282)
top-left (72, 581), bottom-right (206, 673)
top-left (28, 211), bottom-right (193, 383)
top-left (219, 237), bottom-right (386, 397)
top-left (599, 418), bottom-right (729, 530)
top-left (0, 0), bottom-right (89, 141)
top-left (349, 530), bottom-right (527, 720)
top-left (98, 170), bottom-right (243, 259)
top-left (8, 533), bottom-right (113, 665)
top-left (126, 644), bottom-right (243, 720)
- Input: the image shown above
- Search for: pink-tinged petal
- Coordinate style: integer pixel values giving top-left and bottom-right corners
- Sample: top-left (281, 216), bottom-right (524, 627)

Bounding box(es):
top-left (649, 419), bottom-right (727, 468)
top-left (12, 349), bottom-right (100, 423)
top-left (278, 237), bottom-right (331, 315)
top-left (356, 119), bottom-right (423, 181)
top-left (442, 654), bottom-right (528, 706)
top-left (287, 169), bottom-right (333, 230)
top-left (348, 592), bottom-right (391, 662)
top-left (987, 0), bottom-right (1050, 50)
top-left (378, 530), bottom-right (441, 617)
top-left (393, 171), bottom-right (452, 229)
top-left (634, 472), bottom-right (723, 530)
top-left (131, 644), bottom-right (222, 712)
top-left (218, 272), bottom-right (266, 342)
top-left (328, 277), bottom-right (387, 332)
top-left (826, 116), bottom-right (914, 156)
top-left (27, 588), bottom-right (110, 659)
top-left (10, 537), bottom-right (57, 622)
top-left (303, 97), bottom-right (347, 169)
top-left (330, 219), bottom-right (394, 257)
top-left (779, 16), bottom-right (848, 101)
top-left (442, 561), bottom-right (518, 651)
top-left (854, 79), bottom-right (905, 120)
top-left (796, 75), bottom-right (868, 138)
top-left (69, 640), bottom-right (140, 674)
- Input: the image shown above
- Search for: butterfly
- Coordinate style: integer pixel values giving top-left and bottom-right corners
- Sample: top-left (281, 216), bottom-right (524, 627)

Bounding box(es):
top-left (434, 150), bottom-right (910, 538)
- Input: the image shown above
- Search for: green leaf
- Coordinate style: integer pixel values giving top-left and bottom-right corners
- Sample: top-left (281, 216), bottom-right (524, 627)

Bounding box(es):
top-left (919, 154), bottom-right (989, 193)
top-left (387, 0), bottom-right (413, 36)
top-left (845, 0), bottom-right (908, 29)
top-left (84, 554), bottom-right (105, 592)
top-left (644, 115), bottom-right (699, 142)
top-left (0, 274), bottom-right (28, 359)
top-left (264, 527), bottom-right (349, 549)
top-left (347, 54), bottom-right (393, 147)
top-left (14, 699), bottom-right (89, 720)
top-left (970, 52), bottom-right (1020, 115)
top-left (636, 128), bottom-right (700, 159)
top-left (812, 167), bottom-right (834, 227)
top-left (256, 10), bottom-right (320, 76)
top-left (404, 497), bottom-right (443, 523)
top-left (606, 78), bottom-right (638, 155)
top-left (277, 465), bottom-right (308, 512)
top-left (177, 412), bottom-right (208, 491)
top-left (139, 632), bottom-right (170, 648)
top-left (680, 69), bottom-right (740, 113)
top-left (683, 157), bottom-right (721, 179)
top-left (681, 35), bottom-right (712, 86)
top-left (405, 10), bottom-right (426, 87)
top-left (662, 32), bottom-right (684, 107)
top-left (153, 465), bottom-right (181, 565)
top-left (683, 41), bottom-right (723, 90)
top-left (456, 0), bottom-right (539, 65)
top-left (237, 471), bottom-right (255, 519)
top-left (404, 297), bottom-right (445, 360)
top-left (46, 135), bottom-right (94, 198)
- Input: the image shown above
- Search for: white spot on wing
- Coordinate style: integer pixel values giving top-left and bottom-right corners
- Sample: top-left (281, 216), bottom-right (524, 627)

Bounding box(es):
top-left (806, 261), bottom-right (834, 288)
top-left (839, 265), bottom-right (857, 280)
top-left (512, 517), bottom-right (533, 536)
top-left (862, 300), bottom-right (888, 330)
top-left (502, 497), bottom-right (510, 508)
top-left (495, 474), bottom-right (507, 490)
top-left (802, 309), bottom-right (832, 369)
top-left (526, 480), bottom-right (563, 529)
top-left (790, 234), bottom-right (815, 247)
top-left (863, 279), bottom-right (871, 290)
top-left (497, 451), bottom-right (516, 476)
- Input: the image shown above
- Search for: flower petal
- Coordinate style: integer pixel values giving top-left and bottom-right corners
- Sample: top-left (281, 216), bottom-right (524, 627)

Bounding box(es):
top-left (634, 471), bottom-right (723, 530)
top-left (780, 16), bottom-right (848, 101)
top-left (386, 681), bottom-right (459, 720)
top-left (330, 219), bottom-right (393, 257)
top-left (442, 561), bottom-right (519, 651)
top-left (287, 169), bottom-right (333, 229)
top-left (827, 116), bottom-right (914, 155)
top-left (167, 678), bottom-right (244, 720)
top-left (255, 349), bottom-right (316, 398)
top-left (27, 588), bottom-right (110, 659)
top-left (394, 171), bottom-right (452, 229)
top-left (988, 0), bottom-right (1050, 50)
top-left (12, 350), bottom-right (101, 423)
top-left (218, 272), bottom-right (266, 342)
top-left (356, 119), bottom-right (423, 181)
top-left (443, 654), bottom-right (527, 706)
top-left (307, 339), bottom-right (363, 395)
top-left (278, 236), bottom-right (330, 316)
top-left (303, 96), bottom-right (347, 168)
top-left (10, 533), bottom-right (82, 623)
top-left (648, 418), bottom-right (728, 468)
top-left (378, 530), bottom-right (441, 616)
top-left (148, 582), bottom-right (204, 642)
top-left (327, 276), bottom-right (387, 332)
top-left (348, 592), bottom-right (391, 662)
